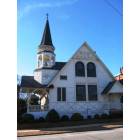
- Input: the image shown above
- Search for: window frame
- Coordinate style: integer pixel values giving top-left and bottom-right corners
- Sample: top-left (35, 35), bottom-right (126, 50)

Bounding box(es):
top-left (57, 87), bottom-right (66, 101)
top-left (60, 75), bottom-right (67, 80)
top-left (62, 88), bottom-right (66, 101)
top-left (87, 62), bottom-right (96, 77)
top-left (76, 85), bottom-right (86, 101)
top-left (88, 85), bottom-right (98, 101)
top-left (57, 88), bottom-right (61, 101)
top-left (75, 61), bottom-right (85, 77)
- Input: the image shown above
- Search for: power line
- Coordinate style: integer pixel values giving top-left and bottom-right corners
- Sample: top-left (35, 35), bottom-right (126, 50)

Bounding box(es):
top-left (104, 0), bottom-right (123, 17)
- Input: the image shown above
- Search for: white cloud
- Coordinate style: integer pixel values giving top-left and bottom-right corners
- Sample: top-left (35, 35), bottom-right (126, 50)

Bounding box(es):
top-left (18, 0), bottom-right (78, 19)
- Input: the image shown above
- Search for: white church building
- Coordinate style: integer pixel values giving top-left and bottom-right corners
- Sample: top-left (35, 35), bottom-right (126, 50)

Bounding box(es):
top-left (20, 17), bottom-right (123, 119)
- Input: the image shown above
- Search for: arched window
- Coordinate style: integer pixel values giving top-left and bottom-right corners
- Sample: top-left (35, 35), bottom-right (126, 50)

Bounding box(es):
top-left (87, 62), bottom-right (96, 77)
top-left (38, 55), bottom-right (42, 68)
top-left (75, 61), bottom-right (85, 77)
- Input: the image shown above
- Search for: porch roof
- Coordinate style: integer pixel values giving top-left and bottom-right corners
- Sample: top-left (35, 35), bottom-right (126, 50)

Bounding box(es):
top-left (101, 81), bottom-right (116, 95)
top-left (101, 80), bottom-right (123, 95)
top-left (34, 62), bottom-right (66, 71)
top-left (20, 76), bottom-right (47, 88)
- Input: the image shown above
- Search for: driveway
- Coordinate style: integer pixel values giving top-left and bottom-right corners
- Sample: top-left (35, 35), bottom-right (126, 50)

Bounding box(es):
top-left (18, 127), bottom-right (123, 140)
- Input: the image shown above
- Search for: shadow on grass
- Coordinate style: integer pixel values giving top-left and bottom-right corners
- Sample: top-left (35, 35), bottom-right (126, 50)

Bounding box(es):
top-left (41, 121), bottom-right (123, 132)
top-left (17, 119), bottom-right (123, 137)
top-left (18, 118), bottom-right (122, 129)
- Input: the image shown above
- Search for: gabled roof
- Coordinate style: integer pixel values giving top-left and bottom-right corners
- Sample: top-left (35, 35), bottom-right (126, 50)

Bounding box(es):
top-left (48, 42), bottom-right (115, 86)
top-left (34, 62), bottom-right (66, 71)
top-left (20, 76), bottom-right (46, 88)
top-left (49, 62), bottom-right (66, 70)
top-left (40, 17), bottom-right (53, 46)
top-left (71, 42), bottom-right (115, 80)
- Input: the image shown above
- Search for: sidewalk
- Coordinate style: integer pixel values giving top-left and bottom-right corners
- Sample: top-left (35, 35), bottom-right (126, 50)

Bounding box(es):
top-left (17, 121), bottom-right (123, 137)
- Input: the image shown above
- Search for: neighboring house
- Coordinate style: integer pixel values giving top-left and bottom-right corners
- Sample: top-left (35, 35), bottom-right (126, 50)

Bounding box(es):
top-left (115, 67), bottom-right (123, 84)
top-left (115, 67), bottom-right (123, 105)
top-left (20, 17), bottom-right (123, 119)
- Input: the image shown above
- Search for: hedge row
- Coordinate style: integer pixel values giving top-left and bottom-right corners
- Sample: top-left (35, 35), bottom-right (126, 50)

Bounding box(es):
top-left (20, 109), bottom-right (123, 123)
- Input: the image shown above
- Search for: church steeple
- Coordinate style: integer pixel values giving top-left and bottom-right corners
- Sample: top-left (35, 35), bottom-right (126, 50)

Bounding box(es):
top-left (37, 15), bottom-right (56, 68)
top-left (40, 14), bottom-right (53, 46)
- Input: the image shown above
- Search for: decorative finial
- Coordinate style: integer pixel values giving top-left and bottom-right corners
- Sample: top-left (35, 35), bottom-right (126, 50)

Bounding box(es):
top-left (46, 13), bottom-right (49, 20)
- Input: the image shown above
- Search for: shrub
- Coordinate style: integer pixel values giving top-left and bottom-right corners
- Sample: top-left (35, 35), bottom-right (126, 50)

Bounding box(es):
top-left (61, 115), bottom-right (69, 121)
top-left (100, 113), bottom-right (109, 119)
top-left (38, 117), bottom-right (45, 122)
top-left (22, 114), bottom-right (34, 123)
top-left (17, 98), bottom-right (27, 123)
top-left (109, 111), bottom-right (123, 119)
top-left (94, 114), bottom-right (100, 119)
top-left (87, 115), bottom-right (92, 120)
top-left (71, 113), bottom-right (84, 121)
top-left (45, 109), bottom-right (60, 122)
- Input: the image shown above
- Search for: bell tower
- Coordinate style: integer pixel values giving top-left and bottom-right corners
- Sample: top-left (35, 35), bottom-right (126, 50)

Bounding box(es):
top-left (37, 14), bottom-right (55, 68)
top-left (34, 15), bottom-right (56, 84)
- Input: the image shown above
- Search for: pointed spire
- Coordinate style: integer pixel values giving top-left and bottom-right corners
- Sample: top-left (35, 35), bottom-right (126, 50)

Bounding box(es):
top-left (40, 14), bottom-right (53, 46)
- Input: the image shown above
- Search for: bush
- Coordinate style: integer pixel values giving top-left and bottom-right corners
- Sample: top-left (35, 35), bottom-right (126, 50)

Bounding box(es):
top-left (61, 115), bottom-right (69, 121)
top-left (17, 98), bottom-right (27, 123)
top-left (94, 114), bottom-right (100, 119)
top-left (22, 114), bottom-right (34, 123)
top-left (87, 115), bottom-right (92, 120)
top-left (38, 117), bottom-right (45, 122)
top-left (45, 109), bottom-right (60, 122)
top-left (109, 111), bottom-right (123, 119)
top-left (100, 113), bottom-right (109, 119)
top-left (71, 113), bottom-right (84, 121)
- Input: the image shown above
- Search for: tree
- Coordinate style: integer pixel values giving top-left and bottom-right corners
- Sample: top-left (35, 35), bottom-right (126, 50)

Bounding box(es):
top-left (17, 98), bottom-right (27, 123)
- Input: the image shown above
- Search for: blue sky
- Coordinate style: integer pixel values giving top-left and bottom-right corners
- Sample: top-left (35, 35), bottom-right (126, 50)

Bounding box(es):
top-left (17, 0), bottom-right (123, 76)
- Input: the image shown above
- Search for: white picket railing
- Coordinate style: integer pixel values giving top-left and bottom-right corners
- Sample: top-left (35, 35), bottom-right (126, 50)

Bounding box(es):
top-left (28, 105), bottom-right (48, 112)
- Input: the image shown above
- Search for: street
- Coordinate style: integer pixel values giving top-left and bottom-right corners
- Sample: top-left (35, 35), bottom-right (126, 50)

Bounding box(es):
top-left (18, 127), bottom-right (123, 140)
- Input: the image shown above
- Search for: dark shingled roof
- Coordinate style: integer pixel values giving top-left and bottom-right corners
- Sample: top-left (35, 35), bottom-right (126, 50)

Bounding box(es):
top-left (34, 62), bottom-right (66, 71)
top-left (101, 81), bottom-right (116, 95)
top-left (20, 76), bottom-right (46, 88)
top-left (40, 18), bottom-right (53, 46)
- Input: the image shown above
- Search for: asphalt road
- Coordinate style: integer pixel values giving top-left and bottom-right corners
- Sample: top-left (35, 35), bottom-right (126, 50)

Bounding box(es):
top-left (18, 128), bottom-right (123, 140)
